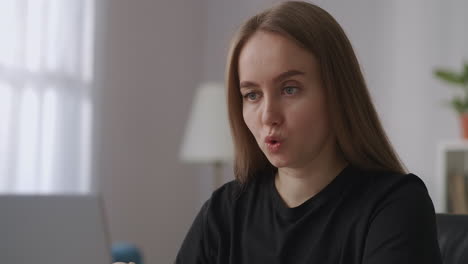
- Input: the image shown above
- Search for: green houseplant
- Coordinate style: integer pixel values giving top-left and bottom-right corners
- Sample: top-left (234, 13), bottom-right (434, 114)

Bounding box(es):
top-left (434, 62), bottom-right (468, 138)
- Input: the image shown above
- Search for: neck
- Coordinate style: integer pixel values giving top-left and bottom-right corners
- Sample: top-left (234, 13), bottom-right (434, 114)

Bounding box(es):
top-left (274, 147), bottom-right (348, 208)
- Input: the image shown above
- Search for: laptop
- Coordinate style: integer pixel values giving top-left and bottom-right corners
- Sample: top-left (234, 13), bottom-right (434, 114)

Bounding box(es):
top-left (0, 194), bottom-right (112, 264)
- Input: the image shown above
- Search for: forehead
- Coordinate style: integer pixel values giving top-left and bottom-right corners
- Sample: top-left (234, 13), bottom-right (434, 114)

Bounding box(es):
top-left (238, 31), bottom-right (317, 82)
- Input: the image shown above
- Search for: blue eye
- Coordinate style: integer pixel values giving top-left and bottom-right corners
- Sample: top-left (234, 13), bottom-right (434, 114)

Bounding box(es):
top-left (244, 92), bottom-right (259, 101)
top-left (283, 86), bottom-right (298, 95)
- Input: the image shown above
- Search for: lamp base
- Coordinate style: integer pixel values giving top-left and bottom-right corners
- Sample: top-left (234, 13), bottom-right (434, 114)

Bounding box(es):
top-left (213, 161), bottom-right (224, 190)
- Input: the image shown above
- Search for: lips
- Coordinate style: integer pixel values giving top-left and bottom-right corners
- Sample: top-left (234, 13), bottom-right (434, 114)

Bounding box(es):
top-left (265, 135), bottom-right (282, 144)
top-left (264, 135), bottom-right (283, 153)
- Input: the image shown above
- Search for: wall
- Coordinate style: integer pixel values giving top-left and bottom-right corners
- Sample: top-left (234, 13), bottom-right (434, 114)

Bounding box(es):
top-left (95, 1), bottom-right (204, 263)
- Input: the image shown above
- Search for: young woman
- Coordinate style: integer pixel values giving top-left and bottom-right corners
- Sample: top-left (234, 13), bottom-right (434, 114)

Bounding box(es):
top-left (176, 1), bottom-right (442, 263)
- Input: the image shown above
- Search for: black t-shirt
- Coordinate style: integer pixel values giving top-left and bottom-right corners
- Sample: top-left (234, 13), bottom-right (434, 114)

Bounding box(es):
top-left (175, 165), bottom-right (443, 264)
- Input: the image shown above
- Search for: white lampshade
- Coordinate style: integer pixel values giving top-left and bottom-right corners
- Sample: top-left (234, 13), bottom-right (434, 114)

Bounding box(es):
top-left (180, 82), bottom-right (233, 163)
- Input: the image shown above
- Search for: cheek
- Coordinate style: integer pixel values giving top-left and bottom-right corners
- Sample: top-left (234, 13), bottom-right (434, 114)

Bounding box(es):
top-left (243, 107), bottom-right (260, 137)
top-left (291, 99), bottom-right (330, 133)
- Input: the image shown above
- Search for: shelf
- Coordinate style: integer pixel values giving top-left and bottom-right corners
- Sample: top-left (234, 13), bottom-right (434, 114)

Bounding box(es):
top-left (436, 140), bottom-right (468, 213)
top-left (438, 140), bottom-right (468, 151)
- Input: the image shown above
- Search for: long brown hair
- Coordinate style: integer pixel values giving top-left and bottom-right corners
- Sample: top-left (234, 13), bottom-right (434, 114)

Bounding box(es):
top-left (226, 1), bottom-right (406, 184)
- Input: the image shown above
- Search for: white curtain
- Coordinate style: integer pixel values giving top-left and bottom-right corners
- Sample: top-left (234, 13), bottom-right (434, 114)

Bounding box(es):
top-left (0, 0), bottom-right (95, 194)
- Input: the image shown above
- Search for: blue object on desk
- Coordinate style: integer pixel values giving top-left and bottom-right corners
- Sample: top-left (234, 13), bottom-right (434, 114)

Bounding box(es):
top-left (111, 242), bottom-right (144, 264)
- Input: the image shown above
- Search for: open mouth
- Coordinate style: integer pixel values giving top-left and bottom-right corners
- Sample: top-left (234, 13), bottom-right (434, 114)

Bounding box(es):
top-left (265, 138), bottom-right (282, 152)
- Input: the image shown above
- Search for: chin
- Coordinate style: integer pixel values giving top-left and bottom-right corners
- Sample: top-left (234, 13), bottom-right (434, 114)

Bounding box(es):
top-left (266, 156), bottom-right (290, 169)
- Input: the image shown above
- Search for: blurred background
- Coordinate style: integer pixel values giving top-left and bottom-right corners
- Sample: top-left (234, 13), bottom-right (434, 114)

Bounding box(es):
top-left (0, 0), bottom-right (467, 263)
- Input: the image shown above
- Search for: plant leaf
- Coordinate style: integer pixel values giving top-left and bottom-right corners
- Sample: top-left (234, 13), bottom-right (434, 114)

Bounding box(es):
top-left (451, 96), bottom-right (468, 114)
top-left (463, 62), bottom-right (468, 83)
top-left (434, 69), bottom-right (464, 85)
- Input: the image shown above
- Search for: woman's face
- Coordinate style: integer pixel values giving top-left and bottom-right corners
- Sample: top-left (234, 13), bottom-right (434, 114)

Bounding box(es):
top-left (238, 31), bottom-right (335, 169)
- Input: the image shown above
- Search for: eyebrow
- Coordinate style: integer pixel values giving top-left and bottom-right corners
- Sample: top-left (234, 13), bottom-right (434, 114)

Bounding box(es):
top-left (239, 69), bottom-right (305, 89)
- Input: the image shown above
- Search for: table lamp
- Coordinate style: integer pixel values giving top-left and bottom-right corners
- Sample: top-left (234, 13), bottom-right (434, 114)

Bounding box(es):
top-left (180, 82), bottom-right (233, 189)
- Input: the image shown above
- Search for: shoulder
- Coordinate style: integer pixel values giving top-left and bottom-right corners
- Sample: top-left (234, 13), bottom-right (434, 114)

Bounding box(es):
top-left (363, 170), bottom-right (430, 202)
top-left (209, 179), bottom-right (244, 208)
top-left (359, 171), bottom-right (442, 263)
top-left (355, 170), bottom-right (435, 221)
top-left (201, 178), bottom-right (259, 217)
top-left (195, 177), bottom-right (263, 240)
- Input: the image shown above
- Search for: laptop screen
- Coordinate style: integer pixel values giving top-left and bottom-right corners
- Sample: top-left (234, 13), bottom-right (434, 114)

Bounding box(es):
top-left (0, 194), bottom-right (112, 264)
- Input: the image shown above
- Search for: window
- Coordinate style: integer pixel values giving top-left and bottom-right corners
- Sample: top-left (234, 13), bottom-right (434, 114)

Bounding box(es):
top-left (0, 0), bottom-right (95, 193)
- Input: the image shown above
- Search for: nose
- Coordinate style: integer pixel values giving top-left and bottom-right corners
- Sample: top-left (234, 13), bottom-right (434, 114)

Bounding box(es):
top-left (261, 94), bottom-right (283, 127)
